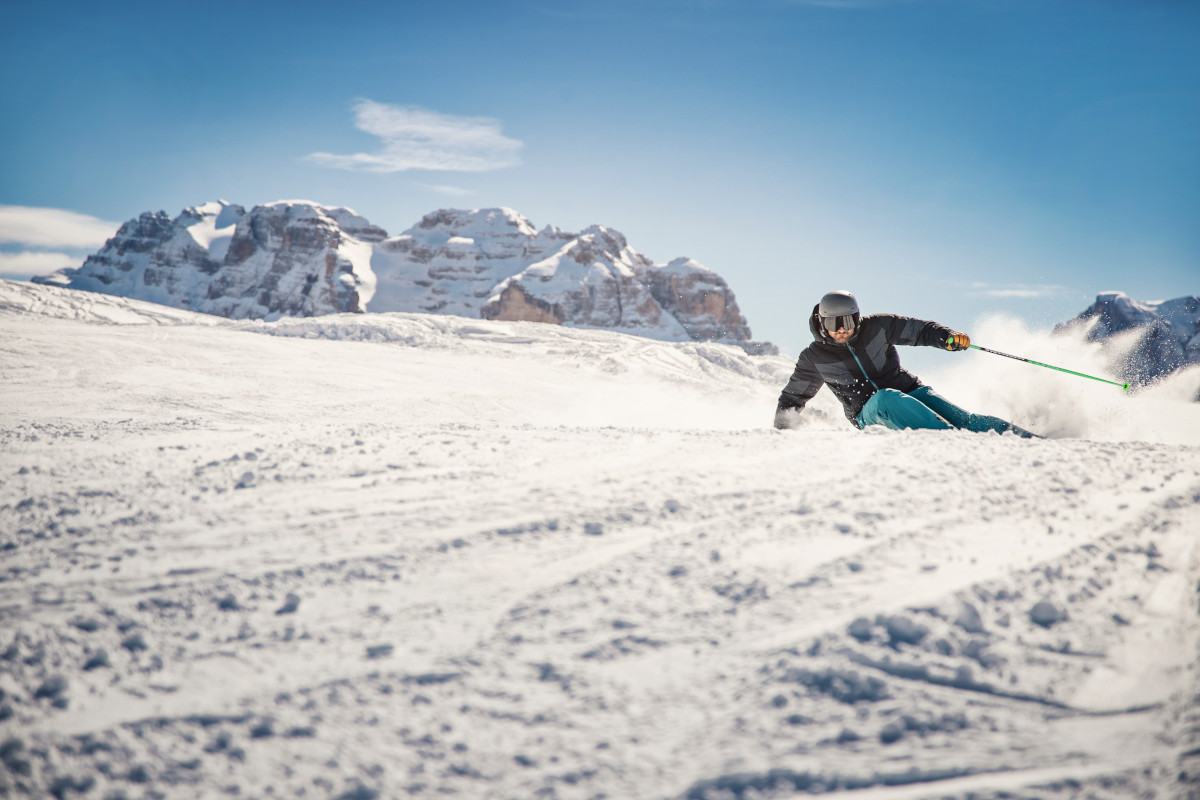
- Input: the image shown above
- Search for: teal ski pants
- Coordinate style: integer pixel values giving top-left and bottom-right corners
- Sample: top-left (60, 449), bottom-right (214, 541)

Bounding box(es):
top-left (857, 385), bottom-right (1038, 438)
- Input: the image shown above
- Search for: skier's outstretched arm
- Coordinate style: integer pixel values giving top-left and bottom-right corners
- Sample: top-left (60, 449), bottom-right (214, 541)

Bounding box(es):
top-left (871, 314), bottom-right (968, 350)
top-left (775, 355), bottom-right (822, 429)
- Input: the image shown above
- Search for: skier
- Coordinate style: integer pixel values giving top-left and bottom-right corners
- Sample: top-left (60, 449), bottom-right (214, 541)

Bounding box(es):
top-left (774, 290), bottom-right (1038, 437)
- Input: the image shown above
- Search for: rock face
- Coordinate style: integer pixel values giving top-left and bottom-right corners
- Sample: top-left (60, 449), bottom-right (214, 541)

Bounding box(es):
top-left (367, 207), bottom-right (574, 320)
top-left (481, 225), bottom-right (672, 335)
top-left (1056, 291), bottom-right (1200, 387)
top-left (372, 208), bottom-right (772, 352)
top-left (641, 257), bottom-right (754, 343)
top-left (35, 201), bottom-right (385, 319)
top-left (36, 203), bottom-right (775, 353)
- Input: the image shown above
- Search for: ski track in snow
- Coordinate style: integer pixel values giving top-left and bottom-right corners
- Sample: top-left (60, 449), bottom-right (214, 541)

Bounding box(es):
top-left (1, 279), bottom-right (1200, 800)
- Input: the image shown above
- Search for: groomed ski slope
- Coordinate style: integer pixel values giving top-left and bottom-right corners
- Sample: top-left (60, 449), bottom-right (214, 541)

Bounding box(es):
top-left (1, 278), bottom-right (1199, 800)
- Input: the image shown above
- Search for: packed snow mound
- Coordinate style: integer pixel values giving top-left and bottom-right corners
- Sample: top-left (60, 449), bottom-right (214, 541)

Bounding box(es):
top-left (1056, 291), bottom-right (1200, 388)
top-left (0, 278), bottom-right (803, 431)
top-left (3, 277), bottom-right (1200, 800)
top-left (4, 279), bottom-right (1199, 444)
top-left (0, 274), bottom-right (222, 326)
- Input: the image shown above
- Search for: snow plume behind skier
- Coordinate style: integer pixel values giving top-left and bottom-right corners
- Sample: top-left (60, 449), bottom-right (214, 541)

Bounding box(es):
top-left (775, 290), bottom-right (1040, 438)
top-left (923, 313), bottom-right (1200, 443)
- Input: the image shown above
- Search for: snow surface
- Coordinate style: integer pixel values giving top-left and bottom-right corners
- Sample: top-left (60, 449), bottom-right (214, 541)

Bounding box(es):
top-left (2, 278), bottom-right (1200, 799)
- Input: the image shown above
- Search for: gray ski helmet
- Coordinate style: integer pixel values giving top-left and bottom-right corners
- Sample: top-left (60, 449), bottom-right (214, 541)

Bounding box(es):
top-left (818, 290), bottom-right (860, 335)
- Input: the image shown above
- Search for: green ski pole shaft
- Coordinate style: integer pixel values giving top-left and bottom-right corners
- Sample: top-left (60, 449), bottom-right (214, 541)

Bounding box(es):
top-left (968, 345), bottom-right (1130, 391)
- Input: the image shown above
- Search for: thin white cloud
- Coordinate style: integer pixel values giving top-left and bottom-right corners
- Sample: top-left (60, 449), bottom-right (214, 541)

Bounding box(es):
top-left (306, 100), bottom-right (523, 173)
top-left (415, 183), bottom-right (476, 197)
top-left (0, 250), bottom-right (81, 276)
top-left (967, 282), bottom-right (1066, 299)
top-left (0, 205), bottom-right (120, 249)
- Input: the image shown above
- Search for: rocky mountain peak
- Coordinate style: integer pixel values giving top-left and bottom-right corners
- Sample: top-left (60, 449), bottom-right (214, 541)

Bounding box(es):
top-left (182, 200), bottom-right (246, 224)
top-left (34, 201), bottom-right (776, 353)
top-left (35, 200), bottom-right (377, 319)
top-left (1057, 291), bottom-right (1200, 388)
top-left (415, 207), bottom-right (538, 239)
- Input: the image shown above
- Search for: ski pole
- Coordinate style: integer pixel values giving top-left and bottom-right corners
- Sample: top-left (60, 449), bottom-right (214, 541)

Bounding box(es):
top-left (968, 344), bottom-right (1130, 391)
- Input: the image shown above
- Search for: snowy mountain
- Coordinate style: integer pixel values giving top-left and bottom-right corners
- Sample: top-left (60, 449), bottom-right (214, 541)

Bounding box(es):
top-left (34, 202), bottom-right (775, 354)
top-left (33, 201), bottom-right (386, 319)
top-left (1057, 291), bottom-right (1200, 389)
top-left (3, 278), bottom-right (1200, 800)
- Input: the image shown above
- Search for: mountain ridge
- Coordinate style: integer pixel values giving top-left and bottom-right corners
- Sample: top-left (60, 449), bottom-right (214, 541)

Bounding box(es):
top-left (1055, 290), bottom-right (1200, 388)
top-left (35, 201), bottom-right (776, 354)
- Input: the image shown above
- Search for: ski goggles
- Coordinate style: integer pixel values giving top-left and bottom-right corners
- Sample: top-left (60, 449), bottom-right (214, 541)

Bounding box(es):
top-left (821, 314), bottom-right (858, 334)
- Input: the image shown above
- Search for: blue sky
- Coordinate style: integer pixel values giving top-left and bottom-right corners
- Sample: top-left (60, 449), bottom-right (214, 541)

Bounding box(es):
top-left (2, 0), bottom-right (1197, 356)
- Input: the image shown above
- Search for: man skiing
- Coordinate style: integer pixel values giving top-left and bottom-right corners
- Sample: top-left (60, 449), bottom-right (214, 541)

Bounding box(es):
top-left (774, 290), bottom-right (1038, 438)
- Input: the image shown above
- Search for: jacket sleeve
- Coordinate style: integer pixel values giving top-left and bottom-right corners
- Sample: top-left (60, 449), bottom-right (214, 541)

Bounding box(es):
top-left (775, 352), bottom-right (823, 428)
top-left (871, 314), bottom-right (954, 349)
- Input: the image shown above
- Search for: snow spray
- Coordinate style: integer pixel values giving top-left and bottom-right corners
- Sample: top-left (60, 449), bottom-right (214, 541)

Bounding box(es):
top-left (924, 315), bottom-right (1200, 443)
top-left (968, 344), bottom-right (1130, 391)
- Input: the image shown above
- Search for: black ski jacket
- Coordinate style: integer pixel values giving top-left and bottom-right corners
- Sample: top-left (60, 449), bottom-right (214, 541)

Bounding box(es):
top-left (775, 306), bottom-right (955, 428)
